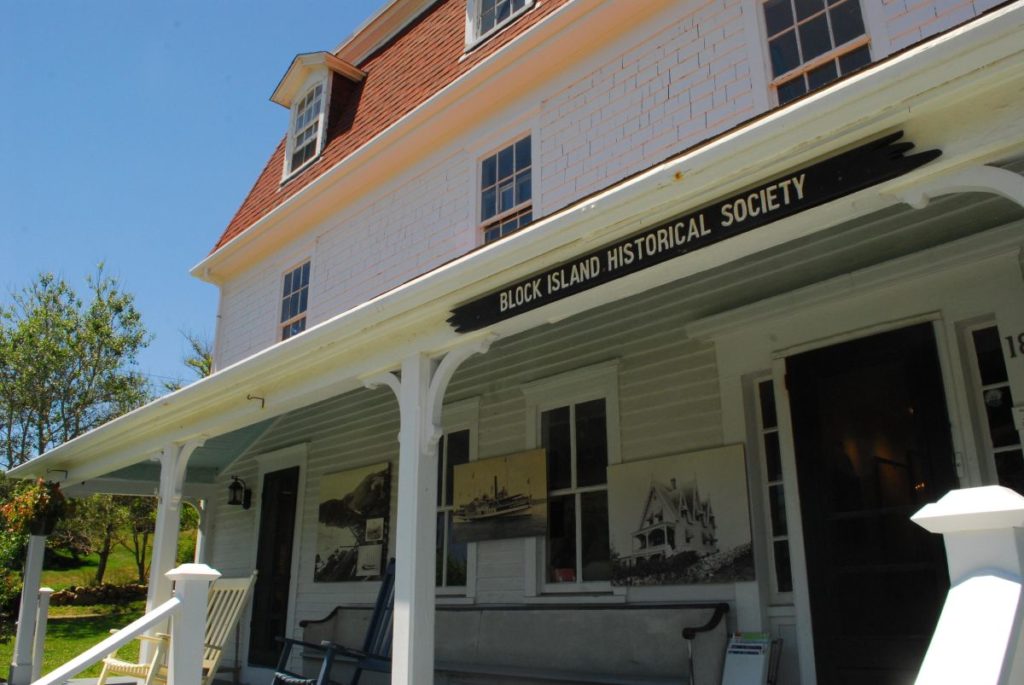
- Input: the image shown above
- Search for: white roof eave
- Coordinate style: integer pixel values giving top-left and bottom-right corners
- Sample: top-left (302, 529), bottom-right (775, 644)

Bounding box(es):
top-left (10, 1), bottom-right (1024, 484)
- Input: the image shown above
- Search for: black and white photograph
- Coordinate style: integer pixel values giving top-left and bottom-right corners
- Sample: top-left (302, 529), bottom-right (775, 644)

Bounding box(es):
top-left (452, 449), bottom-right (547, 543)
top-left (607, 445), bottom-right (754, 586)
top-left (314, 462), bottom-right (391, 582)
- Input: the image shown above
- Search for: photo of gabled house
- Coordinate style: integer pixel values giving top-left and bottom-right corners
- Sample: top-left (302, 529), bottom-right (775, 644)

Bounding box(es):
top-left (7, 0), bottom-right (1024, 683)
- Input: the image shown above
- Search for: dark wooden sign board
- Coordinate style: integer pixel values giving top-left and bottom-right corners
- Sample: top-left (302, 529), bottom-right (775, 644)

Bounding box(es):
top-left (448, 132), bottom-right (940, 333)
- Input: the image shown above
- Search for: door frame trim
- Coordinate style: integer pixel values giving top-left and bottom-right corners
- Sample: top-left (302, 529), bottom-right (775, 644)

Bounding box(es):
top-left (242, 442), bottom-right (309, 682)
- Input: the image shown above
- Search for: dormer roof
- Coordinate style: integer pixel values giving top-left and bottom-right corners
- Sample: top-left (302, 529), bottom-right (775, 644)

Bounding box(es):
top-left (270, 52), bottom-right (366, 109)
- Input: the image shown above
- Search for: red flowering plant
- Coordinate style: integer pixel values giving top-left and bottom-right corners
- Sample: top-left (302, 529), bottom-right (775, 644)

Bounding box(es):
top-left (0, 479), bottom-right (67, 536)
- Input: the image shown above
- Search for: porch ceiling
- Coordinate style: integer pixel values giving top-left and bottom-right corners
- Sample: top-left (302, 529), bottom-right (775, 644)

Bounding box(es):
top-left (7, 4), bottom-right (1024, 488)
top-left (60, 418), bottom-right (274, 497)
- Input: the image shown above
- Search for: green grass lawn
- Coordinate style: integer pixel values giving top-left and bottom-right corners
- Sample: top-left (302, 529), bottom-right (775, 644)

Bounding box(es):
top-left (0, 531), bottom-right (197, 679)
top-left (0, 601), bottom-right (146, 678)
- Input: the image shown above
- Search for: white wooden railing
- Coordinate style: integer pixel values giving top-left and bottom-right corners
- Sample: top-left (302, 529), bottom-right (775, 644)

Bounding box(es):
top-left (912, 486), bottom-right (1024, 684)
top-left (31, 564), bottom-right (220, 685)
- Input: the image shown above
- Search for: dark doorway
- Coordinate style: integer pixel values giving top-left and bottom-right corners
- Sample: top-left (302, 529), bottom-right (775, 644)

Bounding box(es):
top-left (248, 466), bottom-right (300, 667)
top-left (786, 323), bottom-right (957, 685)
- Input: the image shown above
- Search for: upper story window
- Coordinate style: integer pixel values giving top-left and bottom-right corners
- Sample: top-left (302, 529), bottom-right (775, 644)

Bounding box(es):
top-left (288, 82), bottom-right (326, 174)
top-left (467, 0), bottom-right (534, 47)
top-left (969, 324), bottom-right (1024, 494)
top-left (280, 261), bottom-right (310, 340)
top-left (481, 135), bottom-right (532, 244)
top-left (762, 0), bottom-right (871, 104)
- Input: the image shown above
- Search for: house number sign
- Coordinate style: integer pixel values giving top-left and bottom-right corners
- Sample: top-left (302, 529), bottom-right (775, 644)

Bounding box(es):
top-left (448, 132), bottom-right (940, 333)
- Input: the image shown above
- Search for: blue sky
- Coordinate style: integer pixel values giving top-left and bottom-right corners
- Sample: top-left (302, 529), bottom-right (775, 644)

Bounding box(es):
top-left (0, 0), bottom-right (384, 388)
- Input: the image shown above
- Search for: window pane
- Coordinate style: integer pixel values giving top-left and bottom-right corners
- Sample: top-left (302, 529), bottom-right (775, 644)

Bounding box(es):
top-left (445, 430), bottom-right (470, 507)
top-left (481, 188), bottom-right (497, 221)
top-left (806, 59), bottom-right (838, 90)
top-left (301, 261), bottom-right (310, 286)
top-left (498, 179), bottom-right (515, 213)
top-left (799, 14), bottom-right (832, 62)
top-left (283, 271), bottom-right (292, 296)
top-left (482, 155), bottom-right (497, 188)
top-left (758, 381), bottom-right (777, 428)
top-left (764, 432), bottom-right (782, 482)
top-left (838, 44), bottom-right (871, 74)
top-left (984, 387), bottom-right (1017, 448)
top-left (769, 31), bottom-right (800, 77)
top-left (763, 0), bottom-right (794, 35)
top-left (777, 76), bottom-right (807, 104)
top-left (498, 145), bottom-right (514, 180)
top-left (769, 484), bottom-right (788, 536)
top-left (484, 226), bottom-right (499, 243)
top-left (580, 491), bottom-right (611, 581)
top-left (830, 0), bottom-right (866, 44)
top-left (542, 406), bottom-right (572, 491)
top-left (515, 168), bottom-right (532, 205)
top-left (794, 0), bottom-right (824, 20)
top-left (576, 399), bottom-right (608, 487)
top-left (774, 540), bottom-right (793, 592)
top-left (995, 450), bottom-right (1024, 495)
top-left (515, 136), bottom-right (531, 169)
top-left (299, 288), bottom-right (308, 315)
top-left (973, 327), bottom-right (1008, 386)
top-left (446, 513), bottom-right (467, 587)
top-left (280, 299), bottom-right (290, 323)
top-left (547, 494), bottom-right (576, 582)
top-left (497, 0), bottom-right (511, 22)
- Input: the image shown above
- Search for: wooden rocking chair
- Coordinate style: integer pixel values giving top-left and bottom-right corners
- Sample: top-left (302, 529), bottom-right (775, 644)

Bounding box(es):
top-left (97, 572), bottom-right (256, 685)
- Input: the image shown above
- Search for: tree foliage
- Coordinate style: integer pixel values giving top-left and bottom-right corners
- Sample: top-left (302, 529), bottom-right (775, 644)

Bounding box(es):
top-left (163, 330), bottom-right (213, 392)
top-left (0, 268), bottom-right (151, 469)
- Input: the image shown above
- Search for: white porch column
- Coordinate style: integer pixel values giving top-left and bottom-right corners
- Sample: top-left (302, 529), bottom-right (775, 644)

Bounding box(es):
top-left (166, 563), bottom-right (221, 685)
top-left (364, 338), bottom-right (493, 685)
top-left (31, 587), bottom-right (53, 682)
top-left (8, 535), bottom-right (47, 685)
top-left (912, 486), bottom-right (1024, 684)
top-left (192, 499), bottom-right (209, 563)
top-left (147, 440), bottom-right (204, 612)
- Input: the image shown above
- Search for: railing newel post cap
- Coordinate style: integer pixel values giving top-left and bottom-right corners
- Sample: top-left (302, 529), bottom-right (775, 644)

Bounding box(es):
top-left (912, 486), bottom-right (1024, 534)
top-left (165, 563), bottom-right (222, 581)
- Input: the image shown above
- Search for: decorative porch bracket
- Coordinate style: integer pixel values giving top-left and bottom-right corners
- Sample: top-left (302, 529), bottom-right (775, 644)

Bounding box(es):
top-left (912, 486), bottom-right (1024, 684)
top-left (363, 336), bottom-right (494, 685)
top-left (886, 164), bottom-right (1024, 210)
top-left (143, 440), bottom-right (204, 663)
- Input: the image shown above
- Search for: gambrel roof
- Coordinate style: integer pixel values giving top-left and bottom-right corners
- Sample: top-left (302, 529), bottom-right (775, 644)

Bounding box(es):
top-left (213, 0), bottom-right (569, 254)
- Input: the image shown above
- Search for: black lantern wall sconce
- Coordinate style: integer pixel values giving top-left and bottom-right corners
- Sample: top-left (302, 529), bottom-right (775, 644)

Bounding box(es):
top-left (228, 476), bottom-right (252, 510)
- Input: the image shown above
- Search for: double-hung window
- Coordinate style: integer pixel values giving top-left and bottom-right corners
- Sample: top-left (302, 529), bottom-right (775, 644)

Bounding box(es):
top-left (523, 362), bottom-right (620, 591)
top-left (436, 400), bottom-right (479, 595)
top-left (762, 0), bottom-right (871, 104)
top-left (968, 324), bottom-right (1024, 494)
top-left (280, 261), bottom-right (310, 340)
top-left (467, 0), bottom-right (534, 46)
top-left (480, 135), bottom-right (532, 243)
top-left (288, 81), bottom-right (326, 174)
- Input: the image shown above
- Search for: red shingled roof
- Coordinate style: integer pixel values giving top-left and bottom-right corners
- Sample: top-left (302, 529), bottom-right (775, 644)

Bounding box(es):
top-left (213, 0), bottom-right (569, 254)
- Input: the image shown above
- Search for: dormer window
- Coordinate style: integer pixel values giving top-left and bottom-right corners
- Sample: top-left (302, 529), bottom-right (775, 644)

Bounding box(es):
top-left (289, 83), bottom-right (325, 173)
top-left (467, 0), bottom-right (534, 48)
top-left (270, 52), bottom-right (366, 182)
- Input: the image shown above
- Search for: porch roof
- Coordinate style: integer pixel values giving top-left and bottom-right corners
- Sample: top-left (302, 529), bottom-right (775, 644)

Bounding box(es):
top-left (7, 2), bottom-right (1024, 487)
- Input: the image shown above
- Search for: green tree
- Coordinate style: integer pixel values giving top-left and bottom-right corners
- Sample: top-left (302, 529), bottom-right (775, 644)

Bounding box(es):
top-left (72, 495), bottom-right (126, 585)
top-left (0, 267), bottom-right (151, 469)
top-left (116, 495), bottom-right (157, 584)
top-left (162, 330), bottom-right (213, 392)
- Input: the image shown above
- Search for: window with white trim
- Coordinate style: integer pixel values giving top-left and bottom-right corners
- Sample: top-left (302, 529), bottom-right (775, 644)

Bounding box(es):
top-left (968, 324), bottom-right (1024, 494)
top-left (437, 428), bottom-right (471, 589)
top-left (762, 0), bottom-right (871, 105)
top-left (480, 135), bottom-right (532, 243)
top-left (467, 0), bottom-right (534, 46)
top-left (287, 81), bottom-right (327, 175)
top-left (754, 377), bottom-right (793, 598)
top-left (523, 362), bottom-right (620, 591)
top-left (280, 261), bottom-right (310, 340)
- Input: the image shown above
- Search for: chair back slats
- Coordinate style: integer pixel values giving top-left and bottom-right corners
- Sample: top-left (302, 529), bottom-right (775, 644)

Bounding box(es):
top-left (202, 573), bottom-right (257, 664)
top-left (362, 558), bottom-right (396, 659)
